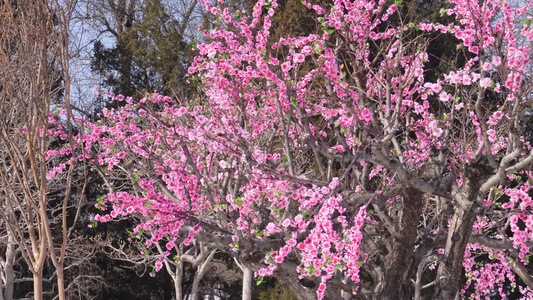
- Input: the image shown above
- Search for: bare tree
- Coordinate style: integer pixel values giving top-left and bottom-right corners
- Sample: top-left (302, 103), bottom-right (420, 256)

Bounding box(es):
top-left (0, 1), bottom-right (82, 299)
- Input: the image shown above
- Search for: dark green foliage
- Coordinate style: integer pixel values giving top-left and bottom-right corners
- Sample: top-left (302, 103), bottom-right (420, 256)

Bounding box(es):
top-left (402, 0), bottom-right (468, 82)
top-left (91, 0), bottom-right (195, 100)
top-left (372, 0), bottom-right (466, 83)
top-left (268, 0), bottom-right (325, 40)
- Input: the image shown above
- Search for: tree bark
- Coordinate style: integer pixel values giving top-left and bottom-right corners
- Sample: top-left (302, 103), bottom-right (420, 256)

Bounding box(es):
top-left (272, 260), bottom-right (317, 300)
top-left (4, 232), bottom-right (15, 300)
top-left (433, 205), bottom-right (475, 300)
top-left (378, 189), bottom-right (423, 300)
top-left (191, 250), bottom-right (216, 300)
top-left (174, 262), bottom-right (183, 300)
top-left (241, 264), bottom-right (253, 300)
top-left (33, 268), bottom-right (43, 300)
top-left (233, 258), bottom-right (253, 300)
top-left (0, 265), bottom-right (5, 300)
top-left (55, 267), bottom-right (66, 300)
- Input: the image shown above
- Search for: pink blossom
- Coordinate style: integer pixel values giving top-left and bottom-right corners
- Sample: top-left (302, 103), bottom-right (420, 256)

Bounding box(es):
top-left (359, 108), bottom-right (373, 123)
top-left (428, 120), bottom-right (443, 137)
top-left (330, 145), bottom-right (344, 153)
top-left (293, 53), bottom-right (305, 64)
top-left (439, 92), bottom-right (451, 102)
top-left (166, 242), bottom-right (174, 251)
top-left (329, 177), bottom-right (339, 189)
top-left (155, 259), bottom-right (163, 272)
top-left (480, 78), bottom-right (492, 88)
top-left (492, 111), bottom-right (503, 120)
top-left (487, 129), bottom-right (497, 142)
top-left (281, 62), bottom-right (291, 72)
top-left (431, 83), bottom-right (442, 93)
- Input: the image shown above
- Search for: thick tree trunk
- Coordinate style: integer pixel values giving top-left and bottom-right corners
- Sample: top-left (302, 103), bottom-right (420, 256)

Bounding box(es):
top-left (273, 260), bottom-right (317, 300)
top-left (341, 290), bottom-right (352, 300)
top-left (233, 258), bottom-right (253, 300)
top-left (433, 206), bottom-right (475, 300)
top-left (372, 188), bottom-right (424, 300)
top-left (379, 189), bottom-right (423, 300)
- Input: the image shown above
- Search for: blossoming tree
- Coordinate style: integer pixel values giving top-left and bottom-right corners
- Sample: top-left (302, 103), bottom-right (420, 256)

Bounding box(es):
top-left (50, 0), bottom-right (533, 298)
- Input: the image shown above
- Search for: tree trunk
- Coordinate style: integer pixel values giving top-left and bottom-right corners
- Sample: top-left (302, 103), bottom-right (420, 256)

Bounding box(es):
top-left (233, 258), bottom-right (254, 300)
top-left (173, 261), bottom-right (183, 300)
top-left (33, 268), bottom-right (43, 300)
top-left (56, 266), bottom-right (66, 300)
top-left (379, 189), bottom-right (423, 300)
top-left (433, 205), bottom-right (475, 300)
top-left (4, 232), bottom-right (15, 300)
top-left (273, 260), bottom-right (317, 300)
top-left (0, 265), bottom-right (5, 300)
top-left (341, 290), bottom-right (352, 300)
top-left (242, 265), bottom-right (253, 300)
top-left (191, 250), bottom-right (216, 300)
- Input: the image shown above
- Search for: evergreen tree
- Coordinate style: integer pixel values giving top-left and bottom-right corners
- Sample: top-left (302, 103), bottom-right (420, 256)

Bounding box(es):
top-left (91, 0), bottom-right (197, 101)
